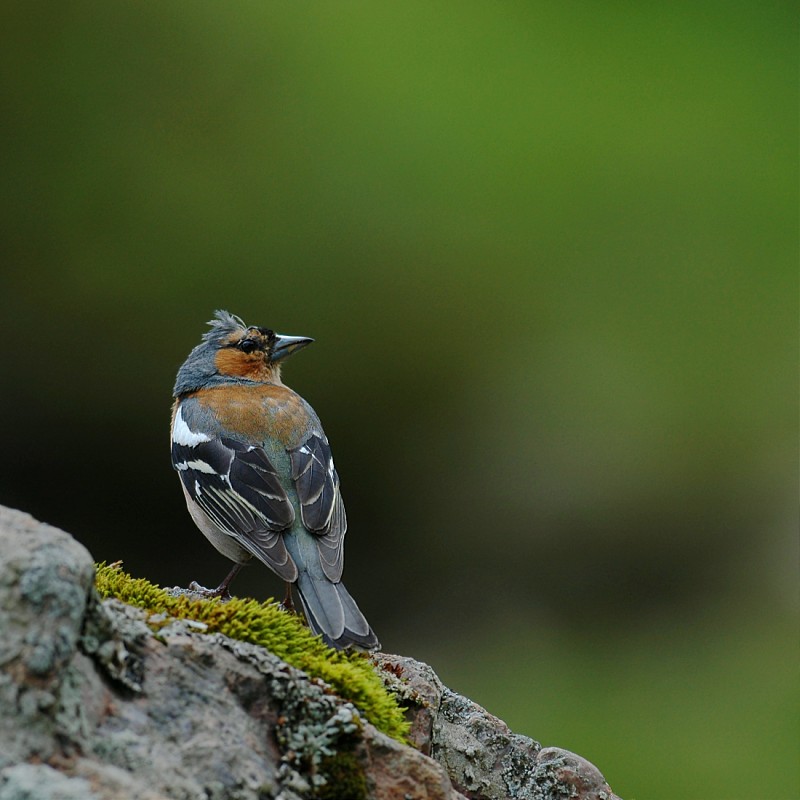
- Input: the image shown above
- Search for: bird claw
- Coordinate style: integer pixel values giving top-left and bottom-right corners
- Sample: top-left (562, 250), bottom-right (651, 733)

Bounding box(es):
top-left (188, 580), bottom-right (232, 600)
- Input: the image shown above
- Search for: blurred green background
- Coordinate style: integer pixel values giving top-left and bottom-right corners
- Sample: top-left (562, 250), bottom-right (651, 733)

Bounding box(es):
top-left (1, 2), bottom-right (796, 797)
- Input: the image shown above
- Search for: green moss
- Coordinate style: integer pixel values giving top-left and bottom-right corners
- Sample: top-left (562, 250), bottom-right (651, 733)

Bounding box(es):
top-left (316, 751), bottom-right (367, 800)
top-left (94, 562), bottom-right (409, 742)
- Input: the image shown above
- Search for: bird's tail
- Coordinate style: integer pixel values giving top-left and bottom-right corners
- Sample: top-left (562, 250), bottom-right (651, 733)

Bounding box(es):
top-left (295, 573), bottom-right (380, 651)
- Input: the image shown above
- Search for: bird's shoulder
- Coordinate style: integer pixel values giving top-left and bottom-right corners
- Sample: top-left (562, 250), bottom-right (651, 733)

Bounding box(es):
top-left (177, 383), bottom-right (321, 449)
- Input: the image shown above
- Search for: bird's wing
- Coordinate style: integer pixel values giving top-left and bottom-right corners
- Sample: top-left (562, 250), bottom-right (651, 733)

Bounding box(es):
top-left (172, 435), bottom-right (298, 580)
top-left (288, 434), bottom-right (347, 582)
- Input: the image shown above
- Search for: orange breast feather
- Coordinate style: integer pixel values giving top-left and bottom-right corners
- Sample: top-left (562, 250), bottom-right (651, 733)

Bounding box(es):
top-left (193, 384), bottom-right (311, 448)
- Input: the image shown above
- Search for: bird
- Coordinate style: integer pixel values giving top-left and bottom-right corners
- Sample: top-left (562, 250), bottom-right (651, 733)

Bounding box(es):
top-left (170, 310), bottom-right (379, 651)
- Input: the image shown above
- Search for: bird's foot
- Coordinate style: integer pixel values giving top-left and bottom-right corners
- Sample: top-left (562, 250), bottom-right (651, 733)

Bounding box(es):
top-left (188, 580), bottom-right (232, 600)
top-left (187, 564), bottom-right (243, 601)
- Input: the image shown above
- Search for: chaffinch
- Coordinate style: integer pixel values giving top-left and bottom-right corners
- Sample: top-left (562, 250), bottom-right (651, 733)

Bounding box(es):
top-left (170, 310), bottom-right (379, 651)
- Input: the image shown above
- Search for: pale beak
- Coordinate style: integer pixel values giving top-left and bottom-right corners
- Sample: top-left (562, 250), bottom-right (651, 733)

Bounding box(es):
top-left (271, 333), bottom-right (314, 362)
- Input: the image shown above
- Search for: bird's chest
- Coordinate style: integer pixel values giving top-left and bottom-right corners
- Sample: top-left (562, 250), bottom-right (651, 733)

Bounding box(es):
top-left (195, 384), bottom-right (314, 449)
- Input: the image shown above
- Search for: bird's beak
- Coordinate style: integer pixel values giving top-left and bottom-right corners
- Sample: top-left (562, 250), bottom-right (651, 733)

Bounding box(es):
top-left (271, 333), bottom-right (314, 362)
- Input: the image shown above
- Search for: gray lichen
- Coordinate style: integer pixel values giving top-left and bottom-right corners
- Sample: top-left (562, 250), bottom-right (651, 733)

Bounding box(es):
top-left (0, 764), bottom-right (97, 800)
top-left (80, 598), bottom-right (148, 692)
top-left (215, 636), bottom-right (364, 796)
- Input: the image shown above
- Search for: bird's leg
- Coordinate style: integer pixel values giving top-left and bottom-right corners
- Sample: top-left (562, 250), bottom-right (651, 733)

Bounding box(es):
top-left (189, 563), bottom-right (243, 600)
top-left (280, 582), bottom-right (295, 613)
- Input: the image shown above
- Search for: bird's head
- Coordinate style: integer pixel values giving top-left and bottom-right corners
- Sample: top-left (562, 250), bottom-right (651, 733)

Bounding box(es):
top-left (173, 310), bottom-right (313, 396)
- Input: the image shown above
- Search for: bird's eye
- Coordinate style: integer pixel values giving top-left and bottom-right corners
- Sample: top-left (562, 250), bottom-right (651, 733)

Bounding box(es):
top-left (238, 338), bottom-right (258, 354)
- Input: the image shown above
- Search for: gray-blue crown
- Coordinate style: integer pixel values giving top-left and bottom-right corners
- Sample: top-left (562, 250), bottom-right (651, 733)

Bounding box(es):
top-left (173, 310), bottom-right (249, 397)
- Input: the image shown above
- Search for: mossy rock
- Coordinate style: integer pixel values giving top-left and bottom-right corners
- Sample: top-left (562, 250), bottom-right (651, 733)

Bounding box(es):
top-left (94, 562), bottom-right (408, 742)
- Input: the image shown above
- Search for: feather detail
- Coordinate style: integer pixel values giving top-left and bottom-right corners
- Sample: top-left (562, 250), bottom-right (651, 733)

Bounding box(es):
top-left (171, 425), bottom-right (298, 581)
top-left (289, 434), bottom-right (347, 581)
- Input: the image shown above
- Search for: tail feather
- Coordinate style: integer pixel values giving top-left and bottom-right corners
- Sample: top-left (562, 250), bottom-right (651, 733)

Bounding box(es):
top-left (296, 573), bottom-right (380, 651)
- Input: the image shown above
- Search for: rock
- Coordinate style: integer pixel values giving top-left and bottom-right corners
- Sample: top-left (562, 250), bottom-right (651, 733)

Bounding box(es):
top-left (532, 748), bottom-right (622, 800)
top-left (432, 688), bottom-right (542, 799)
top-left (0, 763), bottom-right (98, 800)
top-left (0, 505), bottom-right (622, 799)
top-left (374, 653), bottom-right (622, 800)
top-left (0, 506), bottom-right (96, 769)
top-left (360, 726), bottom-right (467, 800)
top-left (373, 653), bottom-right (444, 756)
